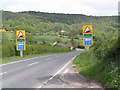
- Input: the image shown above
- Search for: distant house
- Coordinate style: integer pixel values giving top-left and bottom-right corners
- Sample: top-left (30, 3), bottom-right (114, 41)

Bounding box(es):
top-left (60, 30), bottom-right (65, 33)
top-left (52, 42), bottom-right (57, 46)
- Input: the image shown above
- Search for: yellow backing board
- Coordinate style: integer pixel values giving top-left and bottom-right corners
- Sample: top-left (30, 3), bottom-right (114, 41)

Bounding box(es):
top-left (82, 25), bottom-right (92, 34)
top-left (16, 30), bottom-right (25, 39)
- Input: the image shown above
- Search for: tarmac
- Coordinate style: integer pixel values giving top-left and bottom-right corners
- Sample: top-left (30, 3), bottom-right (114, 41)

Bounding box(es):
top-left (43, 61), bottom-right (104, 89)
top-left (59, 64), bottom-right (104, 88)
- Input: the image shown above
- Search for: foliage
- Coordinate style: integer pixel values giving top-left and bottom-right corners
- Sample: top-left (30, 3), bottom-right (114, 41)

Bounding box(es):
top-left (73, 37), bottom-right (120, 89)
top-left (2, 11), bottom-right (118, 42)
top-left (2, 42), bottom-right (70, 58)
top-left (53, 38), bottom-right (62, 43)
top-left (2, 42), bottom-right (16, 57)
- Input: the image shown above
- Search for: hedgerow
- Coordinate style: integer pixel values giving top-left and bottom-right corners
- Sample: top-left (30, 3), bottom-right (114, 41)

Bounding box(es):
top-left (2, 42), bottom-right (70, 58)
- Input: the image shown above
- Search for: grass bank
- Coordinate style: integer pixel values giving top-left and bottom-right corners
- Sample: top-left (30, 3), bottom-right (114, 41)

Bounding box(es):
top-left (73, 37), bottom-right (120, 89)
top-left (2, 51), bottom-right (74, 64)
top-left (2, 42), bottom-right (72, 64)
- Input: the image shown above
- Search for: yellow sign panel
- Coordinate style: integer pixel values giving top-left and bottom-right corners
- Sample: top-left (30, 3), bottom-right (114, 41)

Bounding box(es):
top-left (82, 25), bottom-right (92, 34)
top-left (16, 30), bottom-right (25, 39)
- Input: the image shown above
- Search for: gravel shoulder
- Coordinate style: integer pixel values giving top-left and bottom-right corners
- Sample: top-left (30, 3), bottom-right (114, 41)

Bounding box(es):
top-left (42, 61), bottom-right (104, 89)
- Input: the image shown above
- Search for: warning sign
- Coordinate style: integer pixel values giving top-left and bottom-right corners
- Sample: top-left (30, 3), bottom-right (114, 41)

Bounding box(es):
top-left (83, 25), bottom-right (92, 34)
top-left (16, 30), bottom-right (25, 39)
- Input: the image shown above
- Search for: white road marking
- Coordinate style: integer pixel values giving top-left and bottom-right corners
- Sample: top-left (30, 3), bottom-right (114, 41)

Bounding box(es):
top-left (0, 55), bottom-right (52, 66)
top-left (28, 62), bottom-right (39, 66)
top-left (46, 58), bottom-right (52, 60)
top-left (38, 55), bottom-right (77, 88)
top-left (63, 69), bottom-right (69, 74)
top-left (0, 72), bottom-right (7, 75)
top-left (39, 85), bottom-right (42, 88)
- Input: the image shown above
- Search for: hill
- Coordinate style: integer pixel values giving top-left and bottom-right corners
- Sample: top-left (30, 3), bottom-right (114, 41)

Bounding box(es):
top-left (2, 11), bottom-right (118, 41)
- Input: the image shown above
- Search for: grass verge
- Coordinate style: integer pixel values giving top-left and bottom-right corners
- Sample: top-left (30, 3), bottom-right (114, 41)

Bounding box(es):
top-left (2, 51), bottom-right (74, 64)
top-left (73, 48), bottom-right (119, 89)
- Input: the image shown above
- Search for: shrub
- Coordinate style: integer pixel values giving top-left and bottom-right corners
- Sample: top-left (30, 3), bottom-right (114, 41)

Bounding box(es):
top-left (2, 42), bottom-right (70, 58)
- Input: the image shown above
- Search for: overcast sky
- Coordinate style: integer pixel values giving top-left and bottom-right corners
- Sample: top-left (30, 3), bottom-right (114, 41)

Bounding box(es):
top-left (0, 0), bottom-right (119, 16)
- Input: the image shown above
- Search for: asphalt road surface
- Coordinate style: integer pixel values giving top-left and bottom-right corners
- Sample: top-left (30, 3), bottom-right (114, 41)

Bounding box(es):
top-left (1, 50), bottom-right (83, 88)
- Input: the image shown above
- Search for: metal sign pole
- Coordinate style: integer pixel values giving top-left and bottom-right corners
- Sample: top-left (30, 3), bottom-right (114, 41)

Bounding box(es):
top-left (20, 51), bottom-right (23, 57)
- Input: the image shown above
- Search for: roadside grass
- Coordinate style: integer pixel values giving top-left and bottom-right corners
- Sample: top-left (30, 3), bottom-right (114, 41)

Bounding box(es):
top-left (2, 53), bottom-right (52, 64)
top-left (73, 40), bottom-right (119, 89)
top-left (3, 32), bottom-right (14, 40)
top-left (2, 51), bottom-right (74, 64)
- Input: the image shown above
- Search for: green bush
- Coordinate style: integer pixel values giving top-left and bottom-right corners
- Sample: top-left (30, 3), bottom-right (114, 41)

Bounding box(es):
top-left (73, 37), bottom-right (120, 89)
top-left (2, 42), bottom-right (70, 58)
top-left (2, 42), bottom-right (16, 57)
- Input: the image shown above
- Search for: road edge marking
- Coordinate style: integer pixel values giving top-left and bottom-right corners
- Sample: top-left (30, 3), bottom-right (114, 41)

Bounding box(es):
top-left (38, 55), bottom-right (77, 88)
top-left (0, 55), bottom-right (53, 66)
top-left (63, 69), bottom-right (69, 74)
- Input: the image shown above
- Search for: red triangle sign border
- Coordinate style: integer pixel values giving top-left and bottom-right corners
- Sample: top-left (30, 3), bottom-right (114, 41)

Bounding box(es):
top-left (16, 31), bottom-right (25, 38)
top-left (84, 26), bottom-right (92, 34)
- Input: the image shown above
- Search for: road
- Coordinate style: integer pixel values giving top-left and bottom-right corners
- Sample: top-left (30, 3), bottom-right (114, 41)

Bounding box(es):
top-left (1, 50), bottom-right (83, 88)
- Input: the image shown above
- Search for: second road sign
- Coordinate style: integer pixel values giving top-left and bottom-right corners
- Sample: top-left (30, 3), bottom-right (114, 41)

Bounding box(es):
top-left (83, 38), bottom-right (93, 46)
top-left (16, 42), bottom-right (26, 50)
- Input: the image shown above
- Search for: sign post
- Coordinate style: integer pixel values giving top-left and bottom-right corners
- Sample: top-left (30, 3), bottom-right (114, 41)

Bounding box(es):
top-left (82, 25), bottom-right (93, 50)
top-left (20, 51), bottom-right (23, 57)
top-left (16, 30), bottom-right (26, 57)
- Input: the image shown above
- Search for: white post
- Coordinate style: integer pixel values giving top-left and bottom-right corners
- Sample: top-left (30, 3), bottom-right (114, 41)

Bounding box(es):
top-left (87, 46), bottom-right (89, 50)
top-left (20, 51), bottom-right (23, 57)
top-left (85, 46), bottom-right (89, 50)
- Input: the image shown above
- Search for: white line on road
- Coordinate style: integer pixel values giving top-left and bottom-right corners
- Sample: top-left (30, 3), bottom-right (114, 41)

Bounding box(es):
top-left (28, 62), bottom-right (39, 66)
top-left (0, 55), bottom-right (52, 67)
top-left (0, 72), bottom-right (7, 75)
top-left (38, 55), bottom-right (77, 88)
top-left (63, 69), bottom-right (69, 74)
top-left (46, 58), bottom-right (52, 60)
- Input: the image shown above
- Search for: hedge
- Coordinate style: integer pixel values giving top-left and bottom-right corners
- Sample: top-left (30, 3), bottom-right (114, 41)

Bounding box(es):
top-left (2, 42), bottom-right (70, 58)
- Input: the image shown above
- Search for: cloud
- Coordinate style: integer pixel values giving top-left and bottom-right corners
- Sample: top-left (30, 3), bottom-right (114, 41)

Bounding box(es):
top-left (0, 0), bottom-right (119, 16)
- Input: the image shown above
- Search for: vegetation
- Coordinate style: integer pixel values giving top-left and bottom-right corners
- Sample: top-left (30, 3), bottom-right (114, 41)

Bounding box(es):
top-left (2, 41), bottom-right (70, 58)
top-left (1, 11), bottom-right (119, 88)
top-left (2, 11), bottom-right (118, 42)
top-left (2, 52), bottom-right (73, 64)
top-left (73, 37), bottom-right (120, 89)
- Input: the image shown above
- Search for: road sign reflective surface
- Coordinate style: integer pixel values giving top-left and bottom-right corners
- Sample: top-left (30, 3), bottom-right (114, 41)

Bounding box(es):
top-left (84, 38), bottom-right (92, 45)
top-left (17, 42), bottom-right (25, 50)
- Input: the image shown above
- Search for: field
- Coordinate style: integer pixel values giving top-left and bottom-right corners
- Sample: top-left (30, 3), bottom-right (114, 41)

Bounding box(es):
top-left (3, 32), bottom-right (82, 44)
top-left (33, 35), bottom-right (82, 44)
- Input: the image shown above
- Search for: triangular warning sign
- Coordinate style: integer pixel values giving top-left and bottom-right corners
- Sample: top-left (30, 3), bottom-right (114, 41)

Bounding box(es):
top-left (17, 31), bottom-right (25, 38)
top-left (85, 27), bottom-right (90, 33)
top-left (18, 31), bottom-right (24, 37)
top-left (84, 26), bottom-right (92, 34)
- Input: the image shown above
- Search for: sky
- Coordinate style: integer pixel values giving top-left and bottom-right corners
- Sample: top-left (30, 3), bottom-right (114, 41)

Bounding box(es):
top-left (0, 0), bottom-right (119, 16)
